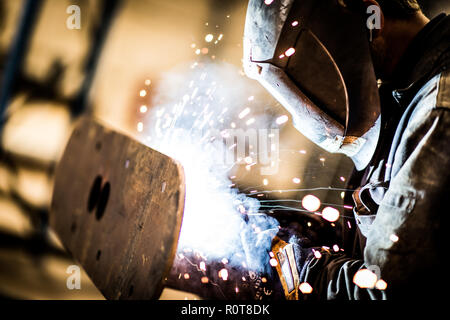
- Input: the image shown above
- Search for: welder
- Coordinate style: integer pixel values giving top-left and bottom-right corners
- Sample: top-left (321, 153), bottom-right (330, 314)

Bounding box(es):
top-left (243, 0), bottom-right (450, 300)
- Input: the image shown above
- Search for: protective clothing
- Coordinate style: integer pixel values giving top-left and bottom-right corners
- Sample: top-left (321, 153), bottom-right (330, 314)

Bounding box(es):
top-left (300, 13), bottom-right (450, 300)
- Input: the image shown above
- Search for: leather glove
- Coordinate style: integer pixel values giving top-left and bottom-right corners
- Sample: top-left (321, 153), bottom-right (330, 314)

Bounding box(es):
top-left (271, 229), bottom-right (312, 300)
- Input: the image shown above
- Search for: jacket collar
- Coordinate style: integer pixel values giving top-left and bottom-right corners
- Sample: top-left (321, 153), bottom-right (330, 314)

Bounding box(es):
top-left (388, 13), bottom-right (450, 108)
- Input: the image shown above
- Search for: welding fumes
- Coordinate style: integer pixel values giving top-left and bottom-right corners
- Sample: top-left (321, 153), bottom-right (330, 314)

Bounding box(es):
top-left (141, 62), bottom-right (281, 274)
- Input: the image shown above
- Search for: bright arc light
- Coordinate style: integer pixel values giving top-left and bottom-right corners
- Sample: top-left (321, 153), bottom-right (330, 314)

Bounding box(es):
top-left (264, 0), bottom-right (274, 5)
top-left (292, 177), bottom-right (301, 184)
top-left (302, 194), bottom-right (321, 212)
top-left (322, 207), bottom-right (340, 222)
top-left (353, 269), bottom-right (378, 289)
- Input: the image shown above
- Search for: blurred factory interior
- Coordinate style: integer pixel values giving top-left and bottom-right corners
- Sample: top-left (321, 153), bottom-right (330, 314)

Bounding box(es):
top-left (0, 0), bottom-right (447, 299)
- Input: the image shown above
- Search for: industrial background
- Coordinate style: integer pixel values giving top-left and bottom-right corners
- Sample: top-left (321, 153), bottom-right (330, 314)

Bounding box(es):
top-left (0, 0), bottom-right (447, 300)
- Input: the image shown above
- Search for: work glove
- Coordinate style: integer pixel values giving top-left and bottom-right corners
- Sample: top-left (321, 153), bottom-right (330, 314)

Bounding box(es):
top-left (271, 228), bottom-right (313, 300)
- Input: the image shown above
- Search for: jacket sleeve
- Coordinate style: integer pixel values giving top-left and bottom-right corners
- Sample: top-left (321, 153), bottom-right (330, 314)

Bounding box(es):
top-left (299, 74), bottom-right (450, 300)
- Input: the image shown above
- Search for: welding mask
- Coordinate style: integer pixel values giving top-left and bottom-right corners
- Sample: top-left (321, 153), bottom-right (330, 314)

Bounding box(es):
top-left (244, 0), bottom-right (381, 167)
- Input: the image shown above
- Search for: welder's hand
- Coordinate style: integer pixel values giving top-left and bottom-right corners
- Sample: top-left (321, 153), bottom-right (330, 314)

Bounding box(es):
top-left (278, 227), bottom-right (311, 269)
top-left (271, 228), bottom-right (313, 300)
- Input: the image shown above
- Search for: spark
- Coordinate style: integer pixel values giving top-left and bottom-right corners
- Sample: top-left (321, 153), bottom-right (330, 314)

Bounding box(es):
top-left (285, 48), bottom-right (296, 57)
top-left (201, 276), bottom-right (209, 284)
top-left (299, 282), bottom-right (313, 294)
top-left (238, 107), bottom-right (251, 119)
top-left (291, 20), bottom-right (299, 27)
top-left (353, 269), bottom-right (378, 289)
top-left (264, 0), bottom-right (274, 5)
top-left (205, 34), bottom-right (214, 42)
top-left (302, 194), bottom-right (321, 212)
top-left (390, 234), bottom-right (399, 242)
top-left (313, 250), bottom-right (322, 259)
top-left (276, 115), bottom-right (289, 125)
top-left (246, 118), bottom-right (255, 125)
top-left (375, 279), bottom-right (388, 290)
top-left (219, 268), bottom-right (229, 281)
top-left (292, 177), bottom-right (301, 184)
top-left (322, 207), bottom-right (340, 222)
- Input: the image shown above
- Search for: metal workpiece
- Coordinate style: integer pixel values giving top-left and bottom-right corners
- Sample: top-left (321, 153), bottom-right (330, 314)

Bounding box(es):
top-left (50, 117), bottom-right (185, 299)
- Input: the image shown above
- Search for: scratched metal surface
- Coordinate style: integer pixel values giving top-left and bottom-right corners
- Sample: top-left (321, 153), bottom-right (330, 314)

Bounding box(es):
top-left (50, 117), bottom-right (185, 299)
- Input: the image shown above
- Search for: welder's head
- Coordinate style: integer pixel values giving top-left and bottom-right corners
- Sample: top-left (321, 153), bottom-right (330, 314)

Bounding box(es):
top-left (243, 0), bottom-right (421, 168)
top-left (360, 0), bottom-right (425, 80)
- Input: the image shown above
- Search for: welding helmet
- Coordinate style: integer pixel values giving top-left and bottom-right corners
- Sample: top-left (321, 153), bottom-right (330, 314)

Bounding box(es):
top-left (244, 0), bottom-right (381, 168)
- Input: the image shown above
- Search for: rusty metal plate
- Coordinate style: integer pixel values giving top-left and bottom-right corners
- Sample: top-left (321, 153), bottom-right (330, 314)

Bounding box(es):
top-left (50, 117), bottom-right (185, 299)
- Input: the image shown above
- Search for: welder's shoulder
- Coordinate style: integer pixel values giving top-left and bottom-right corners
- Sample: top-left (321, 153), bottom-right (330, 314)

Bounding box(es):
top-left (408, 71), bottom-right (450, 126)
top-left (436, 70), bottom-right (450, 110)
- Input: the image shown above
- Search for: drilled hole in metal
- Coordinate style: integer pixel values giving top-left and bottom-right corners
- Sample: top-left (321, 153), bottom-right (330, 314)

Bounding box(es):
top-left (96, 182), bottom-right (110, 220)
top-left (87, 176), bottom-right (102, 212)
